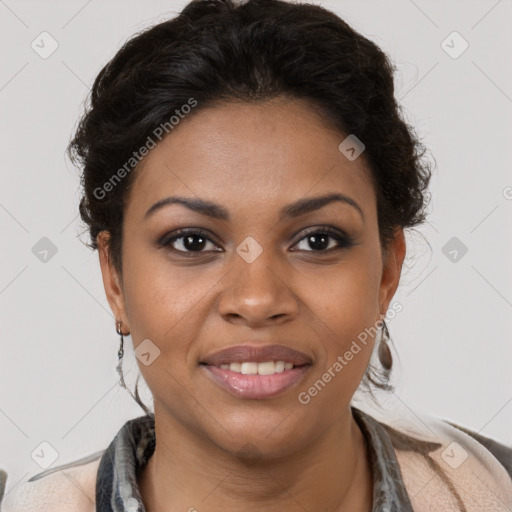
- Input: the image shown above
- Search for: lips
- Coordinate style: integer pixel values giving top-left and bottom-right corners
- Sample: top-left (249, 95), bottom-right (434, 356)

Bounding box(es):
top-left (200, 344), bottom-right (313, 399)
top-left (201, 344), bottom-right (312, 367)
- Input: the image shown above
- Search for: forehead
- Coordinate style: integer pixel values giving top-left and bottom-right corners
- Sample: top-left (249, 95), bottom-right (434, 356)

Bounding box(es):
top-left (125, 98), bottom-right (376, 221)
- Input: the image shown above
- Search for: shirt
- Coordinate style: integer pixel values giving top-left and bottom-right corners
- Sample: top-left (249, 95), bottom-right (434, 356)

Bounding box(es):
top-left (1, 406), bottom-right (512, 511)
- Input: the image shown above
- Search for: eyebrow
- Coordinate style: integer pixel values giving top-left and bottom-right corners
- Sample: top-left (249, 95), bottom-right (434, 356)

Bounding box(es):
top-left (144, 192), bottom-right (365, 223)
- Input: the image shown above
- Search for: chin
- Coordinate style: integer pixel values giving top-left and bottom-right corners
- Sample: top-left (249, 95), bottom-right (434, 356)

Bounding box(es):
top-left (202, 408), bottom-right (315, 460)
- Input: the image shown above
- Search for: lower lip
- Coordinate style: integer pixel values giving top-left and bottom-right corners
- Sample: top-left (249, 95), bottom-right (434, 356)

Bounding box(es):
top-left (202, 365), bottom-right (311, 399)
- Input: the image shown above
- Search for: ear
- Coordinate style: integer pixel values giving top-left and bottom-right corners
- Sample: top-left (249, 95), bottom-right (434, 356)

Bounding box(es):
top-left (378, 228), bottom-right (406, 317)
top-left (97, 231), bottom-right (130, 331)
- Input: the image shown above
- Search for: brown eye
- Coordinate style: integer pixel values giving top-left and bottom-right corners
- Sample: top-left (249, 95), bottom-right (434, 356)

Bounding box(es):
top-left (160, 229), bottom-right (221, 254)
top-left (292, 228), bottom-right (356, 253)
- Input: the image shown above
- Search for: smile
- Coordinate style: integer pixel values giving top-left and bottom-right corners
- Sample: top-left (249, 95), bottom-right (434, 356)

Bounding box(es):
top-left (202, 364), bottom-right (311, 399)
top-left (219, 361), bottom-right (294, 375)
top-left (200, 344), bottom-right (312, 399)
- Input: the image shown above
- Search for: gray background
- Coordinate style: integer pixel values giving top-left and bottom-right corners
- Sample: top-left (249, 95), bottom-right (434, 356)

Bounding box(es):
top-left (1, 0), bottom-right (511, 496)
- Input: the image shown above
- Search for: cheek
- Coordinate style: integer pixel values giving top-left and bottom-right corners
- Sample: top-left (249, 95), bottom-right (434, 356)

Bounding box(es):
top-left (299, 277), bottom-right (379, 410)
top-left (120, 264), bottom-right (202, 414)
top-left (119, 245), bottom-right (221, 427)
top-left (122, 241), bottom-right (206, 333)
top-left (301, 250), bottom-right (382, 373)
top-left (121, 244), bottom-right (222, 377)
top-left (307, 249), bottom-right (382, 327)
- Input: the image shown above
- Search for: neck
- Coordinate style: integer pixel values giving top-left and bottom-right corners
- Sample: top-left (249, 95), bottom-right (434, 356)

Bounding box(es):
top-left (139, 406), bottom-right (373, 512)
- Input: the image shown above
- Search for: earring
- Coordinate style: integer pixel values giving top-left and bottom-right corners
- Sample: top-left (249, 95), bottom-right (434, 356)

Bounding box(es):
top-left (116, 319), bottom-right (129, 389)
top-left (378, 319), bottom-right (393, 371)
top-left (114, 321), bottom-right (154, 416)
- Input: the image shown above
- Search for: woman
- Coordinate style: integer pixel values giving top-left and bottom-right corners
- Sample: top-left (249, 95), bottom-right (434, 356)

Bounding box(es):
top-left (1, 0), bottom-right (511, 510)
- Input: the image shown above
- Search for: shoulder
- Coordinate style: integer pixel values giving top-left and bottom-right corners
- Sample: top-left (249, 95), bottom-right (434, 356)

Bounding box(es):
top-left (445, 419), bottom-right (512, 478)
top-left (0, 450), bottom-right (104, 512)
top-left (379, 410), bottom-right (512, 511)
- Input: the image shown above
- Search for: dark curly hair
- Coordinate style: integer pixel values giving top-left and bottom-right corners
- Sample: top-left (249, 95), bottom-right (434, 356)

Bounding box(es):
top-left (67, 0), bottom-right (432, 413)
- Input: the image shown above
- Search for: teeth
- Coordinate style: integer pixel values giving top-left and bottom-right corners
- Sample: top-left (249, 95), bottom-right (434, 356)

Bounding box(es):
top-left (240, 362), bottom-right (258, 375)
top-left (257, 361), bottom-right (275, 375)
top-left (218, 361), bottom-right (295, 375)
top-left (275, 361), bottom-right (285, 373)
top-left (230, 362), bottom-right (241, 372)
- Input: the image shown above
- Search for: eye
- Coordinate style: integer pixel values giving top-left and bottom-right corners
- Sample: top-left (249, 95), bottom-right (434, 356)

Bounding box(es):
top-left (159, 229), bottom-right (221, 254)
top-left (291, 227), bottom-right (356, 253)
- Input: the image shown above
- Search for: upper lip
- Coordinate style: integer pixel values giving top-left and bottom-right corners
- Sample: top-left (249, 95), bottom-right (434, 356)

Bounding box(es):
top-left (201, 344), bottom-right (313, 367)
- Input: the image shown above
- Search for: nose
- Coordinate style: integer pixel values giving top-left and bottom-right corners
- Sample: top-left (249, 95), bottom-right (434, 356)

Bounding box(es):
top-left (218, 247), bottom-right (299, 328)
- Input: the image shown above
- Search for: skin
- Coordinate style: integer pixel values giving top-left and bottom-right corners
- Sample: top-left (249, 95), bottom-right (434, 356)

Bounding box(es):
top-left (97, 96), bottom-right (406, 511)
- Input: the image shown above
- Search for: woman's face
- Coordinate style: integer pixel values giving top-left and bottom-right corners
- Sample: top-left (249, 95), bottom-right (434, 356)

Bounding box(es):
top-left (99, 97), bottom-right (405, 458)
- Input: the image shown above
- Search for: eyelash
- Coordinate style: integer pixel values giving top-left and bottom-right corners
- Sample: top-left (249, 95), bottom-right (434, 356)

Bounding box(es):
top-left (158, 226), bottom-right (357, 256)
